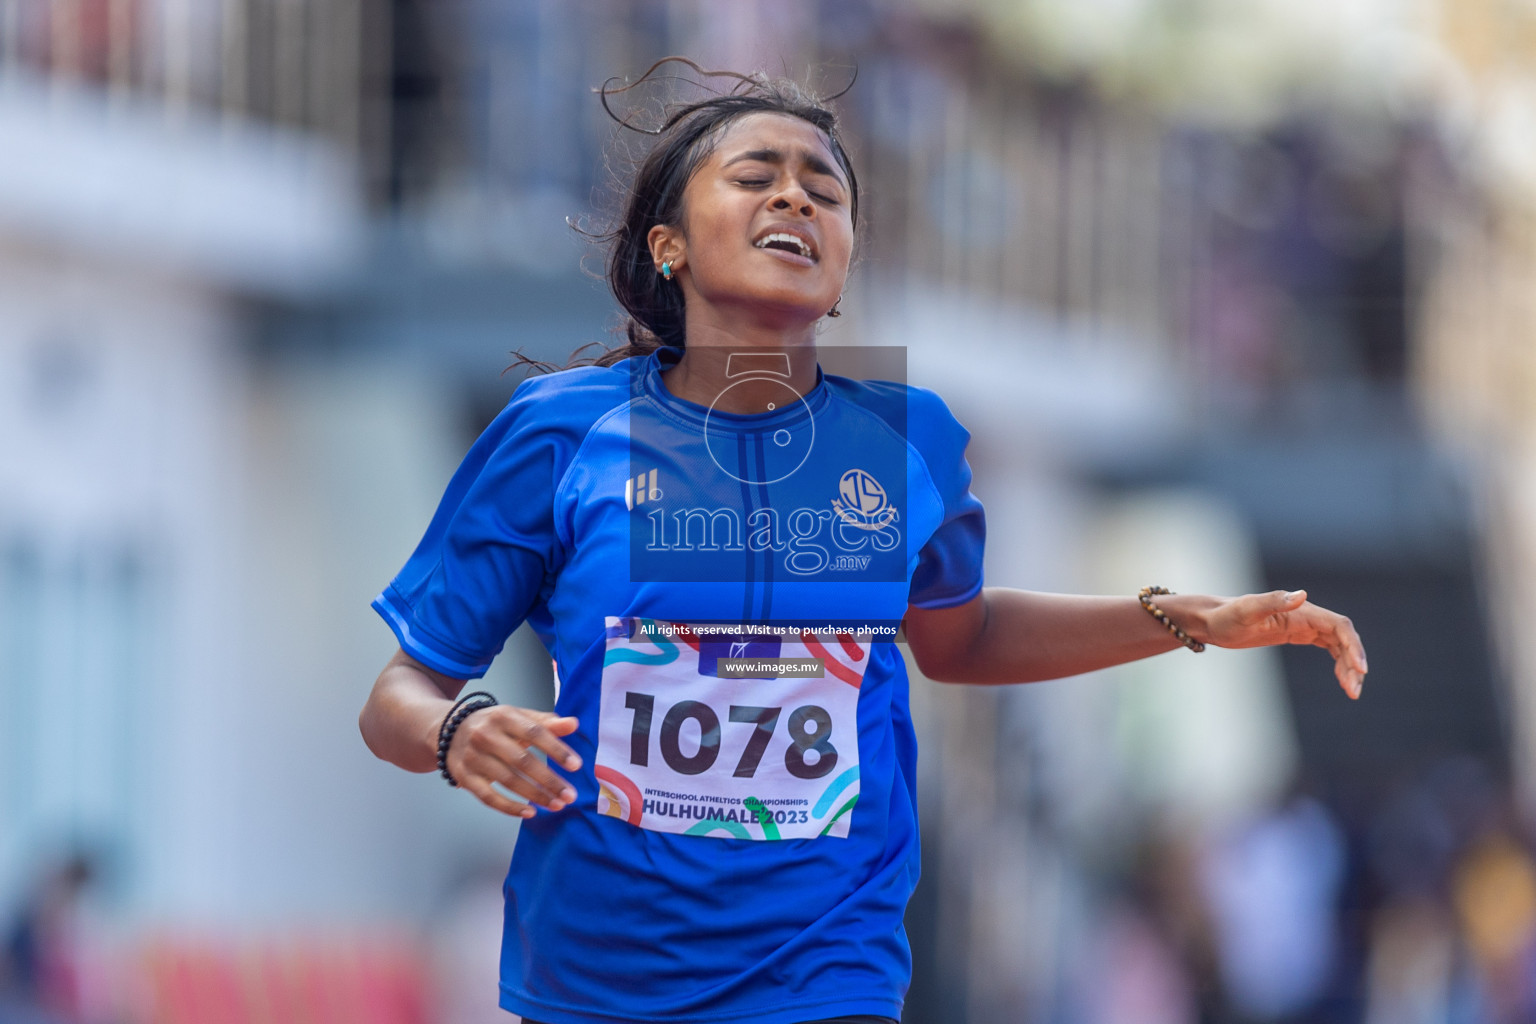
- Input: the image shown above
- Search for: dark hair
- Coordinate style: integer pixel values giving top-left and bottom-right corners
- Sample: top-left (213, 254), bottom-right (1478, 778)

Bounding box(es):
top-left (512, 58), bottom-right (860, 374)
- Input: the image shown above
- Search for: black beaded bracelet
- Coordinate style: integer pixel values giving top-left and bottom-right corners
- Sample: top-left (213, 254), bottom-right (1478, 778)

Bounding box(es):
top-left (1138, 586), bottom-right (1206, 653)
top-left (437, 690), bottom-right (499, 787)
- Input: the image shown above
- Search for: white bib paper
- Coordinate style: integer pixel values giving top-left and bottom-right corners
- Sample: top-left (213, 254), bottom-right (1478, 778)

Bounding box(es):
top-left (594, 616), bottom-right (866, 840)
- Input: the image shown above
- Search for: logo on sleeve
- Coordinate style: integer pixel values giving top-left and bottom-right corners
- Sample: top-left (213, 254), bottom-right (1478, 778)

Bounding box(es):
top-left (625, 468), bottom-right (662, 511)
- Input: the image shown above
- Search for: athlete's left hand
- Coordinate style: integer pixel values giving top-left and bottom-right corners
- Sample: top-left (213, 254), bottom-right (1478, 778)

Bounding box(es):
top-left (1199, 589), bottom-right (1367, 700)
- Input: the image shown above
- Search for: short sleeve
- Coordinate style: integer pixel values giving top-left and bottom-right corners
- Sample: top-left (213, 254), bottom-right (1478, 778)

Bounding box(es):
top-left (372, 382), bottom-right (562, 679)
top-left (907, 389), bottom-right (986, 609)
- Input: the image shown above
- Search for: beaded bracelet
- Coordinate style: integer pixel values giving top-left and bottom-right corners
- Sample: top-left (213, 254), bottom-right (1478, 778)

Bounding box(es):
top-left (1138, 586), bottom-right (1206, 653)
top-left (437, 690), bottom-right (499, 787)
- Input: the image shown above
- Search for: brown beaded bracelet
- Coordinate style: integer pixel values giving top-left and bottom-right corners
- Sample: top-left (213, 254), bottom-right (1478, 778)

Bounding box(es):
top-left (1138, 586), bottom-right (1206, 653)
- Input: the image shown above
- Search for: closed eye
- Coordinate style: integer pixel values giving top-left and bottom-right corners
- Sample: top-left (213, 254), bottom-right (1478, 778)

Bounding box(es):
top-left (734, 175), bottom-right (842, 206)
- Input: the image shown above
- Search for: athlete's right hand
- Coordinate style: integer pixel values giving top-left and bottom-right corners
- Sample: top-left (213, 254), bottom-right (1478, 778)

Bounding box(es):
top-left (445, 707), bottom-right (582, 818)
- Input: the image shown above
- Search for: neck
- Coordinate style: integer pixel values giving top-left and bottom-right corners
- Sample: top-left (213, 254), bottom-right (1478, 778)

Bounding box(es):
top-left (661, 311), bottom-right (820, 414)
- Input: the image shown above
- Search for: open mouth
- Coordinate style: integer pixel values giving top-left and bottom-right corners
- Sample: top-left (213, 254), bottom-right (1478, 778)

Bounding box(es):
top-left (753, 230), bottom-right (817, 262)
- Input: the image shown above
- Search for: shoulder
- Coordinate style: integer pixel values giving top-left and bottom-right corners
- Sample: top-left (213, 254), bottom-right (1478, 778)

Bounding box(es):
top-left (487, 358), bottom-right (640, 441)
top-left (823, 375), bottom-right (971, 453)
top-left (506, 358), bottom-right (637, 410)
top-left (450, 358), bottom-right (641, 493)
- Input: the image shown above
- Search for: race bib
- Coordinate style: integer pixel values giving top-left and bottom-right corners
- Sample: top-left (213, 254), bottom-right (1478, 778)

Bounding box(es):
top-left (594, 616), bottom-right (866, 840)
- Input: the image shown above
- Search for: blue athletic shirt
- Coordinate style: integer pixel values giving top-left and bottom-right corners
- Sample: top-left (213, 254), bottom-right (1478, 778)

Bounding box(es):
top-left (373, 348), bottom-right (985, 1024)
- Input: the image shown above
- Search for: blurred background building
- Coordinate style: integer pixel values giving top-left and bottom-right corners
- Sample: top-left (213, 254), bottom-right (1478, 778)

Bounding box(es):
top-left (0, 1), bottom-right (1532, 1022)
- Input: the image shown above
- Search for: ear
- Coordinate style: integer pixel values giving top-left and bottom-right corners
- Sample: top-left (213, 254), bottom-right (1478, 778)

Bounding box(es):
top-left (647, 223), bottom-right (686, 274)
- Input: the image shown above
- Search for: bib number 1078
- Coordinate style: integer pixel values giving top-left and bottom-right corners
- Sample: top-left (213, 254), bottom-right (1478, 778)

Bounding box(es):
top-left (622, 692), bottom-right (838, 780)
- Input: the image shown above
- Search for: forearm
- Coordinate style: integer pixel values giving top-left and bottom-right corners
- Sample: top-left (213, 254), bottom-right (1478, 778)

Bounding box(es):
top-left (358, 650), bottom-right (466, 773)
top-left (913, 587), bottom-right (1217, 684)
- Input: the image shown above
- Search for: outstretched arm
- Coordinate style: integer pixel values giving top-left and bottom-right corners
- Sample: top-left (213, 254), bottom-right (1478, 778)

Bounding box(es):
top-left (903, 588), bottom-right (1367, 699)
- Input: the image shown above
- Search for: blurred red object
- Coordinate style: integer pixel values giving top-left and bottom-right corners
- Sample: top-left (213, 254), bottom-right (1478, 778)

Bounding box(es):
top-left (136, 934), bottom-right (431, 1024)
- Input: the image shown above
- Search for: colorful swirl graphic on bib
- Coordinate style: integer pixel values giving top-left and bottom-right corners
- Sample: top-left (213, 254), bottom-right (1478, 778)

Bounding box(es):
top-left (602, 618), bottom-right (680, 666)
top-left (595, 765), bottom-right (643, 825)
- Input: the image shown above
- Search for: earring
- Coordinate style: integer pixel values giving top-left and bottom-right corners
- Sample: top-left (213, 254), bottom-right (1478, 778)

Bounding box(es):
top-left (661, 262), bottom-right (673, 280)
top-left (826, 295), bottom-right (843, 318)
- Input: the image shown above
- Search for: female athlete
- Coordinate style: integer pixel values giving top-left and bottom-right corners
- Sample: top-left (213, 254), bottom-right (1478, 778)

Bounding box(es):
top-left (358, 62), bottom-right (1368, 1024)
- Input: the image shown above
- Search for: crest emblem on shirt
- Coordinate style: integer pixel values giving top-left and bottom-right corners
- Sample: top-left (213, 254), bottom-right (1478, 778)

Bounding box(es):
top-left (832, 468), bottom-right (894, 531)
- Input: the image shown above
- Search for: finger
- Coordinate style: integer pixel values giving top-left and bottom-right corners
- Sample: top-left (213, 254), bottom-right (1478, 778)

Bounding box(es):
top-left (1319, 610), bottom-right (1366, 675)
top-left (495, 769), bottom-right (569, 811)
top-left (1268, 589), bottom-right (1308, 624)
top-left (1247, 587), bottom-right (1304, 610)
top-left (1292, 601), bottom-right (1363, 664)
top-left (514, 711), bottom-right (584, 771)
top-left (529, 710), bottom-right (581, 737)
top-left (460, 753), bottom-right (567, 812)
top-left (1334, 658), bottom-right (1363, 701)
top-left (464, 776), bottom-right (536, 819)
top-left (1318, 622), bottom-right (1364, 700)
top-left (1230, 589), bottom-right (1307, 633)
top-left (463, 746), bottom-right (573, 810)
top-left (504, 747), bottom-right (577, 808)
top-left (1271, 602), bottom-right (1362, 700)
top-left (1285, 602), bottom-right (1337, 647)
top-left (1340, 618), bottom-right (1368, 675)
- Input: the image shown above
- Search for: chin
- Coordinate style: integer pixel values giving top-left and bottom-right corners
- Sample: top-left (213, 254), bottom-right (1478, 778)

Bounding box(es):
top-left (750, 285), bottom-right (838, 318)
top-left (756, 300), bottom-right (835, 328)
top-left (699, 279), bottom-right (841, 328)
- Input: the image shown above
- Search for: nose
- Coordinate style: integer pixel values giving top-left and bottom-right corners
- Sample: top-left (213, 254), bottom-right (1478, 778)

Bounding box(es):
top-left (769, 185), bottom-right (814, 217)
